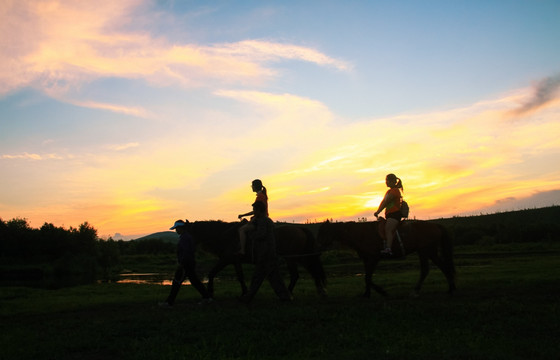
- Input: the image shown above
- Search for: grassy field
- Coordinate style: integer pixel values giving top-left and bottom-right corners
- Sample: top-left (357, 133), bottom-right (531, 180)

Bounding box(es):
top-left (1, 243), bottom-right (559, 360)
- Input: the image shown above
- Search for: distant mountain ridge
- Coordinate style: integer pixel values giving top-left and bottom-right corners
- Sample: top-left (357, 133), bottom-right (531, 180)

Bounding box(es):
top-left (134, 231), bottom-right (178, 243)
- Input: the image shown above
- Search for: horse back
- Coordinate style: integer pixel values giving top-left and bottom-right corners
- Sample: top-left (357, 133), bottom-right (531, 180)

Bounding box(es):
top-left (405, 220), bottom-right (444, 240)
top-left (397, 220), bottom-right (448, 253)
top-left (274, 225), bottom-right (316, 256)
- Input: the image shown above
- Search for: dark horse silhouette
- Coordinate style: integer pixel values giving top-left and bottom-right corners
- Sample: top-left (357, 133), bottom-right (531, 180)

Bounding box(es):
top-left (317, 219), bottom-right (456, 298)
top-left (187, 221), bottom-right (327, 298)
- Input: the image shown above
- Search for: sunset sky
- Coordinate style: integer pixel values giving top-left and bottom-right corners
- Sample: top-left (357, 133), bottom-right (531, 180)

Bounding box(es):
top-left (1, 0), bottom-right (560, 239)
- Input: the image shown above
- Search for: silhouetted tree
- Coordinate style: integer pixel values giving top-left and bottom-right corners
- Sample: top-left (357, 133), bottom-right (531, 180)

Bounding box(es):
top-left (97, 238), bottom-right (121, 281)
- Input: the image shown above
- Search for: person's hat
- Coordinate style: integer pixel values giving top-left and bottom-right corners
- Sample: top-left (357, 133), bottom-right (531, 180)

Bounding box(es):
top-left (170, 219), bottom-right (187, 230)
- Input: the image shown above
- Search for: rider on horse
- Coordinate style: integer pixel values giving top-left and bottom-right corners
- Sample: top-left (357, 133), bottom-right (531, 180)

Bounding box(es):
top-left (374, 173), bottom-right (404, 256)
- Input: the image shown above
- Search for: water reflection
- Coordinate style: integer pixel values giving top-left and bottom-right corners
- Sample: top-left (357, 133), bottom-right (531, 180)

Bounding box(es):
top-left (117, 273), bottom-right (208, 285)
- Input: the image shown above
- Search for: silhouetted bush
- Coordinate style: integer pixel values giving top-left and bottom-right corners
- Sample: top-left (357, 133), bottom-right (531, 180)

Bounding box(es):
top-left (0, 218), bottom-right (105, 287)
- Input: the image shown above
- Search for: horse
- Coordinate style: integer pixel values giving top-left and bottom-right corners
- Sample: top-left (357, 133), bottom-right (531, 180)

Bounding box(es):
top-left (317, 219), bottom-right (456, 298)
top-left (187, 221), bottom-right (327, 298)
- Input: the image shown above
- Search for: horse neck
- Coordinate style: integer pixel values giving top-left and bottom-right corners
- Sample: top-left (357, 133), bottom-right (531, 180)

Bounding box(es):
top-left (341, 222), bottom-right (383, 253)
top-left (192, 221), bottom-right (228, 248)
top-left (198, 221), bottom-right (239, 256)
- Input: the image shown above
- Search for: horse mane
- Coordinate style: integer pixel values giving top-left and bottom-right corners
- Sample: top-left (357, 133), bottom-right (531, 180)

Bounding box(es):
top-left (192, 220), bottom-right (229, 226)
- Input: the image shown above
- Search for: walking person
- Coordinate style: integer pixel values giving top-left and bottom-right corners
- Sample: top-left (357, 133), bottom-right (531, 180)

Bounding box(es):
top-left (240, 201), bottom-right (292, 303)
top-left (374, 173), bottom-right (404, 257)
top-left (237, 179), bottom-right (269, 255)
top-left (160, 219), bottom-right (212, 308)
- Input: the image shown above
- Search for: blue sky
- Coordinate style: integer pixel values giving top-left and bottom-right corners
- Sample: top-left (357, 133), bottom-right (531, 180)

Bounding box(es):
top-left (1, 0), bottom-right (559, 238)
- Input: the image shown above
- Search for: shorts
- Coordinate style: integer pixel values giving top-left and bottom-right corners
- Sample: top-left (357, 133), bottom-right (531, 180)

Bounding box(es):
top-left (386, 211), bottom-right (402, 221)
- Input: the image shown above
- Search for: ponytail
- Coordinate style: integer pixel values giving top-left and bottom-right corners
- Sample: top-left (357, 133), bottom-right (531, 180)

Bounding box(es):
top-left (261, 186), bottom-right (268, 200)
top-left (396, 177), bottom-right (404, 192)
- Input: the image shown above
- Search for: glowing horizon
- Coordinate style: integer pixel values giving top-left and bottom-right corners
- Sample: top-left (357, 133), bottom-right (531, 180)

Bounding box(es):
top-left (1, 1), bottom-right (559, 238)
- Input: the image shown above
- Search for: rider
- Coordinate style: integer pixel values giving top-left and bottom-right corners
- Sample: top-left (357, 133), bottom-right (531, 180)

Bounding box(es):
top-left (374, 173), bottom-right (404, 256)
top-left (240, 201), bottom-right (292, 303)
top-left (237, 179), bottom-right (269, 255)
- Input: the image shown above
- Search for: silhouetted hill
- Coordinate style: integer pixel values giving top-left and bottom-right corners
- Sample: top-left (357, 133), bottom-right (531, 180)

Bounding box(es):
top-left (430, 206), bottom-right (560, 244)
top-left (134, 231), bottom-right (178, 244)
top-left (427, 205), bottom-right (557, 227)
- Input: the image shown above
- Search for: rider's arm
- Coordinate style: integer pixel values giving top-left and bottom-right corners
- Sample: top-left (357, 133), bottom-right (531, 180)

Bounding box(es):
top-left (238, 210), bottom-right (255, 219)
top-left (374, 192), bottom-right (394, 217)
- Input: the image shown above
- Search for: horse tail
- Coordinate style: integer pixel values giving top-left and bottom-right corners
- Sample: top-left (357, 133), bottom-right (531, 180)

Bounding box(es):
top-left (301, 227), bottom-right (327, 288)
top-left (438, 224), bottom-right (456, 280)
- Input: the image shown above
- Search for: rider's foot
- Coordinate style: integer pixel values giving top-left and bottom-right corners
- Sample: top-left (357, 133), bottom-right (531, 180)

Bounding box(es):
top-left (380, 248), bottom-right (393, 257)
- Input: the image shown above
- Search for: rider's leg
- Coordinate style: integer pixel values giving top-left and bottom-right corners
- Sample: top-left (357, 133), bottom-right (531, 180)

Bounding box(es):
top-left (384, 218), bottom-right (399, 253)
top-left (237, 225), bottom-right (247, 255)
top-left (237, 223), bottom-right (254, 255)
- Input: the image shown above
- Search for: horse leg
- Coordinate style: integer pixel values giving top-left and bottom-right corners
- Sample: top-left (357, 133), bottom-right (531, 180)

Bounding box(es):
top-left (412, 252), bottom-right (430, 298)
top-left (362, 259), bottom-right (373, 298)
top-left (207, 259), bottom-right (242, 298)
top-left (428, 252), bottom-right (456, 295)
top-left (363, 257), bottom-right (386, 298)
top-left (311, 263), bottom-right (328, 298)
top-left (233, 260), bottom-right (248, 296)
top-left (300, 256), bottom-right (327, 297)
top-left (370, 258), bottom-right (387, 297)
top-left (206, 261), bottom-right (227, 298)
top-left (285, 259), bottom-right (299, 294)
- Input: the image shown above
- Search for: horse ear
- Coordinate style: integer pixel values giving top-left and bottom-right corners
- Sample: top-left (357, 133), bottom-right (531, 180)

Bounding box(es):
top-left (185, 219), bottom-right (189, 224)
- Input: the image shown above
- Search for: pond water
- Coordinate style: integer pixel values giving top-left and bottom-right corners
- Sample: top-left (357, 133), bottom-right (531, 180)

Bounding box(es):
top-left (116, 273), bottom-right (209, 285)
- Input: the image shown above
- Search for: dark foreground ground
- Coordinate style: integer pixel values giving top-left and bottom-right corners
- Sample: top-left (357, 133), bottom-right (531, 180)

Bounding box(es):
top-left (1, 244), bottom-right (559, 360)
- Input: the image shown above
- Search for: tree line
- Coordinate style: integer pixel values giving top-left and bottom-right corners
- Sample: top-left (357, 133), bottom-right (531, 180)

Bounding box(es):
top-left (0, 218), bottom-right (175, 288)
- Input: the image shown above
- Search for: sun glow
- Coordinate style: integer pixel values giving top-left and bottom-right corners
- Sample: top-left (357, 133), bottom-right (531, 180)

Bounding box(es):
top-left (1, 1), bottom-right (559, 237)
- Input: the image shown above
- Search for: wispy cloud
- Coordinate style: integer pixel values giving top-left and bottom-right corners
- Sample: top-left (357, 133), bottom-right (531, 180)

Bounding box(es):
top-left (1, 152), bottom-right (63, 160)
top-left (104, 142), bottom-right (140, 151)
top-left (507, 74), bottom-right (560, 118)
top-left (0, 1), bottom-right (350, 97)
top-left (212, 40), bottom-right (352, 71)
top-left (68, 100), bottom-right (152, 118)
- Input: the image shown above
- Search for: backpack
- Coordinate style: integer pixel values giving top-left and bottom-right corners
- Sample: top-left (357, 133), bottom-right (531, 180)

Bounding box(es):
top-left (400, 200), bottom-right (410, 218)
